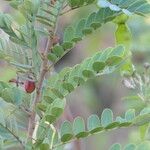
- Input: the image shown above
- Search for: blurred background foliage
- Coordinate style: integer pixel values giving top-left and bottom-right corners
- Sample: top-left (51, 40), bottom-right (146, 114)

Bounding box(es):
top-left (0, 0), bottom-right (150, 150)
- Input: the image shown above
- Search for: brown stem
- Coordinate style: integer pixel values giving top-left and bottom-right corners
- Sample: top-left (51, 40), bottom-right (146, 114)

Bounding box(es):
top-left (27, 39), bottom-right (53, 139)
top-left (27, 0), bottom-right (64, 142)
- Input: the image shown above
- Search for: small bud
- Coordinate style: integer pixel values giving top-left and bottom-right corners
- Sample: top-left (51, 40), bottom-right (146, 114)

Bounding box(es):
top-left (24, 80), bottom-right (36, 93)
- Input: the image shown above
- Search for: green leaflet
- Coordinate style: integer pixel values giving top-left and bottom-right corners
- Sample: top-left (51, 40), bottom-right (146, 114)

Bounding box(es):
top-left (87, 115), bottom-right (102, 133)
top-left (60, 121), bottom-right (73, 142)
top-left (101, 109), bottom-right (113, 127)
top-left (73, 117), bottom-right (88, 138)
top-left (125, 109), bottom-right (135, 122)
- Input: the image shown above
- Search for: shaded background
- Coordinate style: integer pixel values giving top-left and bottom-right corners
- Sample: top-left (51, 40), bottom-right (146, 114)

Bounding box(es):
top-left (0, 1), bottom-right (150, 150)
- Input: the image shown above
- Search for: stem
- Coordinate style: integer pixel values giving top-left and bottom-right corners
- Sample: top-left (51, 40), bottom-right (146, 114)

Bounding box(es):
top-left (27, 39), bottom-right (53, 139)
top-left (26, 1), bottom-right (68, 145)
top-left (27, 0), bottom-right (64, 140)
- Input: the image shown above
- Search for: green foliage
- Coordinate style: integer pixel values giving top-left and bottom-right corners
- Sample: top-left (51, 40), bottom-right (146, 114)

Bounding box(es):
top-left (60, 121), bottom-right (73, 142)
top-left (0, 13), bottom-right (27, 46)
top-left (0, 98), bottom-right (27, 149)
top-left (0, 81), bottom-right (30, 107)
top-left (0, 36), bottom-right (33, 71)
top-left (97, 0), bottom-right (150, 16)
top-left (0, 0), bottom-right (150, 149)
top-left (34, 45), bottom-right (129, 148)
top-left (36, 0), bottom-right (64, 29)
top-left (48, 7), bottom-right (121, 64)
top-left (46, 45), bottom-right (126, 103)
top-left (49, 0), bottom-right (150, 68)
top-left (1, 0), bottom-right (42, 73)
top-left (4, 0), bottom-right (40, 20)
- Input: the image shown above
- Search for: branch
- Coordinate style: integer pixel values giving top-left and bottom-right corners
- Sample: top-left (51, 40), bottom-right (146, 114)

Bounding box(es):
top-left (27, 38), bottom-right (53, 139)
top-left (27, 0), bottom-right (64, 141)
